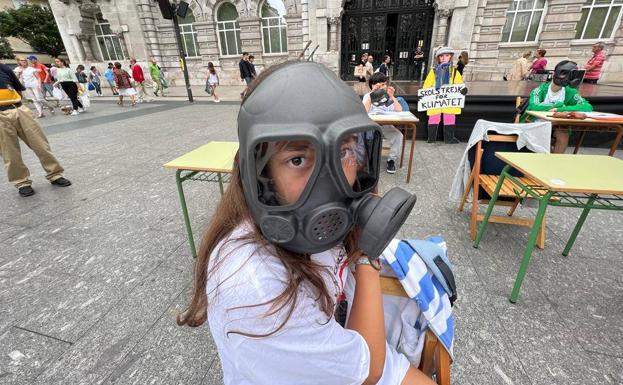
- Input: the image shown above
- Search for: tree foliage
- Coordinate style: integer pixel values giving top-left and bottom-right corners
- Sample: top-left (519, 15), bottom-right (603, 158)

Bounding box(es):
top-left (0, 4), bottom-right (65, 57)
top-left (0, 36), bottom-right (15, 60)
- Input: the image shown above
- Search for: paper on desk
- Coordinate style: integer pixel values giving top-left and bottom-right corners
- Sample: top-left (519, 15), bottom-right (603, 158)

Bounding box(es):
top-left (369, 111), bottom-right (413, 116)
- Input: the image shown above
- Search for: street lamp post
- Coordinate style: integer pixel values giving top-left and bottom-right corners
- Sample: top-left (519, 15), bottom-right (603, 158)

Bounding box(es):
top-left (155, 0), bottom-right (194, 102)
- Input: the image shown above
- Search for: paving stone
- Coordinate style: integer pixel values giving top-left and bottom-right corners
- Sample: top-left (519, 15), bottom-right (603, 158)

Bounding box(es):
top-left (33, 256), bottom-right (194, 385)
top-left (0, 326), bottom-right (70, 385)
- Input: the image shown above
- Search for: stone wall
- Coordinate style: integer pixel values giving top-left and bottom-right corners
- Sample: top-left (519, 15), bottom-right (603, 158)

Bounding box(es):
top-left (464, 0), bottom-right (623, 82)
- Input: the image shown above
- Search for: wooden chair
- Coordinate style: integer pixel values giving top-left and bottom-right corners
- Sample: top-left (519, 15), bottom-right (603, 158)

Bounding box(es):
top-left (514, 96), bottom-right (523, 123)
top-left (457, 133), bottom-right (549, 249)
top-left (380, 276), bottom-right (452, 385)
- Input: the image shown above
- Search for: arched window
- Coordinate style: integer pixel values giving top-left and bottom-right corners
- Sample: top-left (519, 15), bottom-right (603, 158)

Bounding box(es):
top-left (501, 0), bottom-right (546, 43)
top-left (575, 0), bottom-right (623, 40)
top-left (95, 13), bottom-right (126, 61)
top-left (179, 9), bottom-right (200, 57)
top-left (217, 3), bottom-right (241, 56)
top-left (261, 0), bottom-right (288, 54)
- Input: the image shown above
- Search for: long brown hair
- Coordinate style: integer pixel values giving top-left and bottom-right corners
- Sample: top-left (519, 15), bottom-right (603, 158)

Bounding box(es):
top-left (177, 61), bottom-right (361, 336)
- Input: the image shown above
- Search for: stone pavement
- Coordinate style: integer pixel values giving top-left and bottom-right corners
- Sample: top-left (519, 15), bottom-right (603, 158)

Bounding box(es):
top-left (0, 100), bottom-right (621, 385)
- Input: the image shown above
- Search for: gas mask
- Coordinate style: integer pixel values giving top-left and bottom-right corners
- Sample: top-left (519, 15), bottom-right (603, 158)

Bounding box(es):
top-left (370, 88), bottom-right (393, 107)
top-left (238, 62), bottom-right (416, 259)
top-left (553, 60), bottom-right (583, 88)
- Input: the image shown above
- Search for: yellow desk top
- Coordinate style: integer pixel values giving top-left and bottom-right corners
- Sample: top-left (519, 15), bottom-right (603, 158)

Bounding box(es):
top-left (496, 152), bottom-right (623, 195)
top-left (369, 112), bottom-right (419, 124)
top-left (527, 111), bottom-right (623, 125)
top-left (163, 141), bottom-right (239, 172)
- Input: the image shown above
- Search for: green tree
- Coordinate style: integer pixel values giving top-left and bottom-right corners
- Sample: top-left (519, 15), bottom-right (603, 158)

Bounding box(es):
top-left (0, 4), bottom-right (65, 57)
top-left (0, 36), bottom-right (15, 60)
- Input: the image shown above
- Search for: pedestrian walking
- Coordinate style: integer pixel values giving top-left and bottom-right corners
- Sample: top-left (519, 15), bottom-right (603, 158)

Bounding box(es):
top-left (506, 50), bottom-right (532, 80)
top-left (583, 42), bottom-right (606, 84)
top-left (378, 55), bottom-right (392, 80)
top-left (53, 58), bottom-right (84, 116)
top-left (206, 62), bottom-right (220, 103)
top-left (113, 62), bottom-right (136, 107)
top-left (248, 55), bottom-right (257, 78)
top-left (104, 62), bottom-right (118, 95)
top-left (27, 55), bottom-right (54, 99)
top-left (130, 58), bottom-right (149, 103)
top-left (239, 52), bottom-right (254, 99)
top-left (365, 54), bottom-right (374, 82)
top-left (0, 63), bottom-right (71, 197)
top-left (149, 58), bottom-right (164, 96)
top-left (357, 52), bottom-right (368, 82)
top-left (88, 66), bottom-right (103, 96)
top-left (14, 57), bottom-right (55, 118)
top-left (75, 65), bottom-right (90, 96)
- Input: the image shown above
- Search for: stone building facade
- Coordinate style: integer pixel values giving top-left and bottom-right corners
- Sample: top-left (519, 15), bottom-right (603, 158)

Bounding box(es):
top-left (46, 0), bottom-right (623, 85)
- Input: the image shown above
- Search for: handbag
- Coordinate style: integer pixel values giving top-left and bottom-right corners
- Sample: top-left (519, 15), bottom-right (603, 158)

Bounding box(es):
top-left (88, 82), bottom-right (95, 91)
top-left (80, 94), bottom-right (90, 108)
top-left (205, 80), bottom-right (213, 96)
top-left (52, 86), bottom-right (64, 101)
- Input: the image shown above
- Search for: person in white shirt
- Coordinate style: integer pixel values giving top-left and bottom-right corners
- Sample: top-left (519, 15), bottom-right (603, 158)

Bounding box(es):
top-left (362, 72), bottom-right (404, 174)
top-left (177, 61), bottom-right (434, 385)
top-left (14, 57), bottom-right (55, 118)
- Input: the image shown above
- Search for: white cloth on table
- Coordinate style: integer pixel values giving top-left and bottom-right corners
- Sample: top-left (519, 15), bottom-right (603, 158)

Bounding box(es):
top-left (449, 119), bottom-right (552, 202)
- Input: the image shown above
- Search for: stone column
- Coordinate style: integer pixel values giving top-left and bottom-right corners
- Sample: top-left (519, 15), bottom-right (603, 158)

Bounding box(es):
top-left (328, 17), bottom-right (340, 52)
top-left (75, 33), bottom-right (95, 61)
top-left (435, 9), bottom-right (452, 47)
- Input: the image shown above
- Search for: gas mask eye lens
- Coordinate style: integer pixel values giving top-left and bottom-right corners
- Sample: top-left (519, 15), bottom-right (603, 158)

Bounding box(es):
top-left (338, 130), bottom-right (381, 193)
top-left (255, 140), bottom-right (317, 206)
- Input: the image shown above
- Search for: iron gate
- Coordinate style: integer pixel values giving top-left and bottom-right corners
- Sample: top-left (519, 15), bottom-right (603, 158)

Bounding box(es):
top-left (340, 0), bottom-right (435, 81)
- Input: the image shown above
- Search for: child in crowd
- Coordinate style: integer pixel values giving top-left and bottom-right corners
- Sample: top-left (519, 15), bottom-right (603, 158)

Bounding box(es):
top-left (206, 62), bottom-right (220, 103)
top-left (177, 61), bottom-right (432, 385)
top-left (362, 72), bottom-right (404, 174)
top-left (521, 60), bottom-right (592, 153)
top-left (423, 47), bottom-right (465, 144)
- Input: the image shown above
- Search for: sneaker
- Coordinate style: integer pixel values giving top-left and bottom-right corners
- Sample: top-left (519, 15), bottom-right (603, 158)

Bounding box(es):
top-left (78, 107), bottom-right (85, 113)
top-left (386, 160), bottom-right (396, 174)
top-left (71, 110), bottom-right (79, 116)
top-left (214, 99), bottom-right (220, 103)
top-left (18, 186), bottom-right (35, 197)
top-left (51, 177), bottom-right (72, 187)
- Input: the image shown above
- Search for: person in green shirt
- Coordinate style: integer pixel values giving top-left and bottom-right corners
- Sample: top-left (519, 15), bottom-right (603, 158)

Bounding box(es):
top-left (521, 60), bottom-right (592, 153)
top-left (149, 58), bottom-right (164, 96)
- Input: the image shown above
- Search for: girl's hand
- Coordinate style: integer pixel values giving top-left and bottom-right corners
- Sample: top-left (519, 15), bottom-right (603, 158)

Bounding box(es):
top-left (387, 86), bottom-right (396, 97)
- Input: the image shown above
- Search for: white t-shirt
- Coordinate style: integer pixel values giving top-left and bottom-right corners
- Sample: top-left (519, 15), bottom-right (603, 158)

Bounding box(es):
top-left (21, 67), bottom-right (41, 89)
top-left (543, 83), bottom-right (566, 105)
top-left (206, 224), bottom-right (410, 385)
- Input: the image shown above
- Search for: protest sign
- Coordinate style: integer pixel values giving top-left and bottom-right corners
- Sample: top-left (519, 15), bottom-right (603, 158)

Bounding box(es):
top-left (417, 84), bottom-right (466, 112)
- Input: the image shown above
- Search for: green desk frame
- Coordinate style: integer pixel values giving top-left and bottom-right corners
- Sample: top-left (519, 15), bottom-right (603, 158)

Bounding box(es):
top-left (473, 161), bottom-right (623, 303)
top-left (176, 170), bottom-right (231, 258)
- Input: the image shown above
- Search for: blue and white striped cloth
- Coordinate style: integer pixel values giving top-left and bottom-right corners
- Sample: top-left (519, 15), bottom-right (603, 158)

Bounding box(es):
top-left (380, 237), bottom-right (455, 362)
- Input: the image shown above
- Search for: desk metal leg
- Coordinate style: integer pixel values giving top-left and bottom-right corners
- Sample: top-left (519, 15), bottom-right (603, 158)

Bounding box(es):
top-left (562, 194), bottom-right (597, 256)
top-left (574, 131), bottom-right (587, 154)
top-left (609, 125), bottom-right (623, 156)
top-left (510, 192), bottom-right (553, 303)
top-left (406, 123), bottom-right (417, 184)
top-left (473, 165), bottom-right (510, 248)
top-left (400, 126), bottom-right (406, 169)
top-left (176, 169), bottom-right (197, 258)
top-left (217, 172), bottom-right (224, 195)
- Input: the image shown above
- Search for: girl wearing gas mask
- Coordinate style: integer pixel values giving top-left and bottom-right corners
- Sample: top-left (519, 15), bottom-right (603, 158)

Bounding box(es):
top-left (520, 60), bottom-right (592, 153)
top-left (423, 47), bottom-right (465, 144)
top-left (177, 61), bottom-right (433, 385)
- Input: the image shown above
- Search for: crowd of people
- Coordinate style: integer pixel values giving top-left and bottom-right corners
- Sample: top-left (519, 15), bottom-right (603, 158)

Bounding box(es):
top-left (9, 56), bottom-right (173, 116)
top-left (507, 42), bottom-right (607, 83)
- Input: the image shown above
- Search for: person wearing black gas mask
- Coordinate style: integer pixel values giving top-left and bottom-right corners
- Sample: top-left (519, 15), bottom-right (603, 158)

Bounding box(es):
top-left (177, 61), bottom-right (435, 385)
top-left (521, 60), bottom-right (593, 153)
